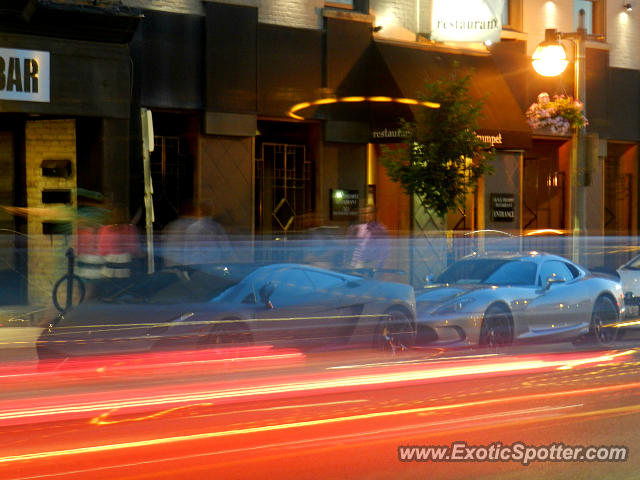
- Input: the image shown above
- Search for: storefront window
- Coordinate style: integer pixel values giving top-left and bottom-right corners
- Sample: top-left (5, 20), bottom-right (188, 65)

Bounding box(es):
top-left (574, 0), bottom-right (605, 38)
top-left (502, 0), bottom-right (522, 31)
top-left (256, 143), bottom-right (313, 234)
top-left (325, 0), bottom-right (370, 14)
top-left (574, 0), bottom-right (593, 33)
top-left (326, 0), bottom-right (353, 9)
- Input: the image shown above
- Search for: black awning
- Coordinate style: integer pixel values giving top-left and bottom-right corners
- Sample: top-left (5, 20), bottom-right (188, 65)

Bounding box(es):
top-left (376, 42), bottom-right (532, 150)
top-left (296, 40), bottom-right (531, 148)
top-left (308, 42), bottom-right (422, 142)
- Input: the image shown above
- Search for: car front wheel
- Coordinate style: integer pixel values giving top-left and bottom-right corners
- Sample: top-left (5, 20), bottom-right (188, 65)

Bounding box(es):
top-left (589, 296), bottom-right (619, 346)
top-left (479, 304), bottom-right (513, 348)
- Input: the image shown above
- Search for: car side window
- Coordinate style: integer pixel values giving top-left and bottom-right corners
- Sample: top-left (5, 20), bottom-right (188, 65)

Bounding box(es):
top-left (269, 268), bottom-right (315, 304)
top-left (304, 270), bottom-right (346, 290)
top-left (538, 261), bottom-right (575, 286)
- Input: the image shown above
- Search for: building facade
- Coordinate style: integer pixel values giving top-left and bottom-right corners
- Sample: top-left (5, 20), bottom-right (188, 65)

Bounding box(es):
top-left (127, 0), bottom-right (639, 260)
top-left (0, 1), bottom-right (140, 306)
top-left (0, 0), bottom-right (638, 305)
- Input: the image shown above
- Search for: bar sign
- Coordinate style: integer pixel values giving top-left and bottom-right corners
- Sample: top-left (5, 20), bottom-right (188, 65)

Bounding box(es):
top-left (0, 48), bottom-right (50, 102)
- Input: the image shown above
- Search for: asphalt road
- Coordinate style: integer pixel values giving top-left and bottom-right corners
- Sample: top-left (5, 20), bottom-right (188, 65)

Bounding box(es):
top-left (1, 339), bottom-right (640, 480)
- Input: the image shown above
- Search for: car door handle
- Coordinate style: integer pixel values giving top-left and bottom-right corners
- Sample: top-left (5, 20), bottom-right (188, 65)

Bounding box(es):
top-left (176, 312), bottom-right (195, 322)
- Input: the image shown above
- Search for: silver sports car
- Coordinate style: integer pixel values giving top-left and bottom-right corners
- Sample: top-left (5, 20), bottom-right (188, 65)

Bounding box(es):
top-left (37, 263), bottom-right (417, 360)
top-left (416, 252), bottom-right (625, 348)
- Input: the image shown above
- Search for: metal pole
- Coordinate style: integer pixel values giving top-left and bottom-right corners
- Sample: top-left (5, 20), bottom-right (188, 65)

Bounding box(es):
top-left (571, 16), bottom-right (588, 264)
top-left (141, 108), bottom-right (155, 274)
top-left (572, 21), bottom-right (587, 263)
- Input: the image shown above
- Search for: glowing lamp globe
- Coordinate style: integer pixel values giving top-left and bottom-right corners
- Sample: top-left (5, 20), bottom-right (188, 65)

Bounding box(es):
top-left (532, 43), bottom-right (569, 77)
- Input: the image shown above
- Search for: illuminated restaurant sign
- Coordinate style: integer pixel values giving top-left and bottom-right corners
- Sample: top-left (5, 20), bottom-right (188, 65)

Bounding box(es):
top-left (490, 193), bottom-right (515, 222)
top-left (372, 128), bottom-right (517, 148)
top-left (476, 132), bottom-right (503, 146)
top-left (0, 48), bottom-right (50, 102)
top-left (431, 0), bottom-right (503, 43)
top-left (330, 189), bottom-right (359, 220)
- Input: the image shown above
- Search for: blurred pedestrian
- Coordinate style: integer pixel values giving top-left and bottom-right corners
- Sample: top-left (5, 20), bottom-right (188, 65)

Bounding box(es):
top-left (74, 190), bottom-right (111, 298)
top-left (160, 200), bottom-right (198, 267)
top-left (182, 200), bottom-right (235, 265)
top-left (346, 206), bottom-right (390, 272)
top-left (97, 206), bottom-right (141, 279)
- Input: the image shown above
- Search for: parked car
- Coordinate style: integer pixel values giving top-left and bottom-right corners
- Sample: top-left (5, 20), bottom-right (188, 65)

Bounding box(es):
top-left (617, 254), bottom-right (640, 318)
top-left (415, 251), bottom-right (624, 348)
top-left (37, 263), bottom-right (417, 360)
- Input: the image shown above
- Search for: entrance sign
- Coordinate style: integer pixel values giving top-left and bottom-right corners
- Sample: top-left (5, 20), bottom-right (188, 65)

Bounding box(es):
top-left (0, 48), bottom-right (50, 102)
top-left (431, 0), bottom-right (503, 44)
top-left (490, 193), bottom-right (515, 222)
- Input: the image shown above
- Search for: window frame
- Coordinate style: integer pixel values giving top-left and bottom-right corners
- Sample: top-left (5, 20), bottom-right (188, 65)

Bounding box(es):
top-left (575, 0), bottom-right (606, 39)
top-left (325, 1), bottom-right (354, 11)
top-left (502, 0), bottom-right (523, 32)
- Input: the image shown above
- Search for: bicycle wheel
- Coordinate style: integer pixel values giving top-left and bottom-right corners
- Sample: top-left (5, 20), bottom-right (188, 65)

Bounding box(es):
top-left (52, 274), bottom-right (86, 313)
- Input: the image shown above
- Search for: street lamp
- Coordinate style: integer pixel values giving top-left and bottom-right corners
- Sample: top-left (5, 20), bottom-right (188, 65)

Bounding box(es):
top-left (531, 14), bottom-right (588, 263)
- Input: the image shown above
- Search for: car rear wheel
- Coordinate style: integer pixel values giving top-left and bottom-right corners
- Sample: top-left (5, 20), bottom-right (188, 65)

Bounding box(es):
top-left (200, 319), bottom-right (252, 347)
top-left (589, 296), bottom-right (619, 346)
top-left (375, 308), bottom-right (416, 354)
top-left (479, 304), bottom-right (513, 348)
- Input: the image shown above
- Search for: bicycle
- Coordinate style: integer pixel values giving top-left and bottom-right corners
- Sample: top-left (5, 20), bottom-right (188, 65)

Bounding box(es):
top-left (52, 247), bottom-right (86, 313)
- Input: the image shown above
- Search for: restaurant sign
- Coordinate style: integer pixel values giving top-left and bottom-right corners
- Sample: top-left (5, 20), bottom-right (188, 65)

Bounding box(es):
top-left (330, 189), bottom-right (359, 220)
top-left (0, 48), bottom-right (50, 103)
top-left (431, 0), bottom-right (503, 44)
top-left (490, 193), bottom-right (515, 222)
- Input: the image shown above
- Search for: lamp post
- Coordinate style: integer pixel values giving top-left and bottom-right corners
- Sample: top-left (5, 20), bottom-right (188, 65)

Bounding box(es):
top-left (531, 14), bottom-right (588, 263)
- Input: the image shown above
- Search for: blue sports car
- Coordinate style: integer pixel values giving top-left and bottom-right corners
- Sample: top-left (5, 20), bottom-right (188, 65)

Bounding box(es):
top-left (37, 263), bottom-right (417, 360)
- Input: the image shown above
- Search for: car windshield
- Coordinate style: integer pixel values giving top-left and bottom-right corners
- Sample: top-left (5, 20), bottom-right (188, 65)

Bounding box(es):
top-left (435, 259), bottom-right (537, 286)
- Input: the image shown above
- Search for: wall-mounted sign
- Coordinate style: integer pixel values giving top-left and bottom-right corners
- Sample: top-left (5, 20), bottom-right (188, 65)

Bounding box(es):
top-left (371, 127), bottom-right (407, 140)
top-left (431, 0), bottom-right (503, 44)
top-left (490, 193), bottom-right (515, 222)
top-left (330, 189), bottom-right (359, 220)
top-left (476, 132), bottom-right (503, 147)
top-left (0, 48), bottom-right (50, 103)
top-left (371, 127), bottom-right (410, 143)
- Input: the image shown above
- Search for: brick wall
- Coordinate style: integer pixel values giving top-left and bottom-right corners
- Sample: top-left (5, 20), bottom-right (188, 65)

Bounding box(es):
top-left (126, 0), bottom-right (323, 29)
top-left (607, 5), bottom-right (640, 70)
top-left (370, 0), bottom-right (420, 34)
top-left (523, 0), bottom-right (574, 57)
top-left (25, 119), bottom-right (77, 306)
top-left (258, 0), bottom-right (322, 28)
top-left (124, 0), bottom-right (640, 71)
top-left (125, 0), bottom-right (205, 15)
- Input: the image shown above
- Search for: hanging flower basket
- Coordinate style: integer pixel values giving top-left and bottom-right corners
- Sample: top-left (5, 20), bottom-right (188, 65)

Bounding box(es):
top-left (526, 92), bottom-right (588, 136)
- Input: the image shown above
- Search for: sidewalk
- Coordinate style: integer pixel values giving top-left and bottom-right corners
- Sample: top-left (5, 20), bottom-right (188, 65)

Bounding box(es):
top-left (0, 305), bottom-right (50, 364)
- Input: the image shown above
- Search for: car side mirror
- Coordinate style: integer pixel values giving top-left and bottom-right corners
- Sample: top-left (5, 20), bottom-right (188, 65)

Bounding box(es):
top-left (259, 282), bottom-right (275, 309)
top-left (545, 275), bottom-right (566, 290)
top-left (425, 274), bottom-right (435, 286)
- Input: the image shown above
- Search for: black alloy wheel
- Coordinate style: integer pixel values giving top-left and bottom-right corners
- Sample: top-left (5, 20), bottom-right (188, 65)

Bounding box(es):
top-left (589, 296), bottom-right (619, 346)
top-left (375, 308), bottom-right (416, 354)
top-left (479, 304), bottom-right (513, 348)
